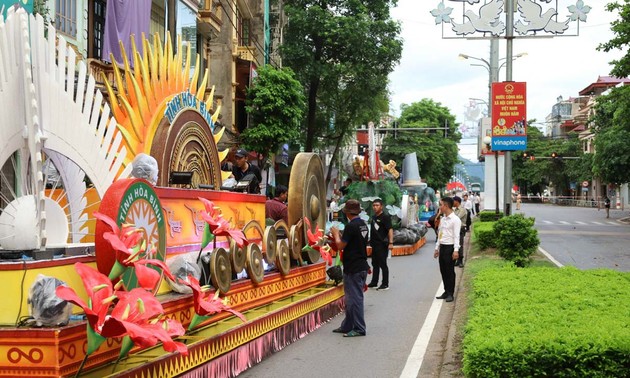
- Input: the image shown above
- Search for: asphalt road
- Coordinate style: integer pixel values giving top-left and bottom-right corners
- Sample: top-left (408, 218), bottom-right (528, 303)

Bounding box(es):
top-left (238, 239), bottom-right (448, 378)
top-left (237, 203), bottom-right (630, 378)
top-left (515, 202), bottom-right (630, 272)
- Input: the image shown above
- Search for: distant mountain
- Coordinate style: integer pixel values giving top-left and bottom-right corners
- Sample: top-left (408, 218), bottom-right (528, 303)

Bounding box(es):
top-left (457, 156), bottom-right (485, 190)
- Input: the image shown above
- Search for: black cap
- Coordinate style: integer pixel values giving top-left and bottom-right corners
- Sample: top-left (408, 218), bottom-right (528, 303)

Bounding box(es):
top-left (453, 196), bottom-right (462, 203)
top-left (235, 149), bottom-right (248, 158)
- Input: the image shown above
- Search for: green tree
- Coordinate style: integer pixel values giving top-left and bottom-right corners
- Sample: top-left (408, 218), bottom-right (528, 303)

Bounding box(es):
top-left (512, 125), bottom-right (586, 196)
top-left (281, 0), bottom-right (403, 153)
top-left (380, 99), bottom-right (460, 189)
top-left (591, 85), bottom-right (630, 184)
top-left (597, 1), bottom-right (630, 78)
top-left (591, 2), bottom-right (630, 184)
top-left (241, 66), bottom-right (306, 162)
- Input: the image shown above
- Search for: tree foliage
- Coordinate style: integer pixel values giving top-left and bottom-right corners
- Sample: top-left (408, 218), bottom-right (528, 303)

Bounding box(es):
top-left (380, 99), bottom-right (460, 189)
top-left (589, 3), bottom-right (630, 185)
top-left (597, 1), bottom-right (630, 78)
top-left (591, 85), bottom-right (630, 183)
top-left (511, 125), bottom-right (587, 196)
top-left (242, 66), bottom-right (305, 160)
top-left (281, 0), bottom-right (403, 152)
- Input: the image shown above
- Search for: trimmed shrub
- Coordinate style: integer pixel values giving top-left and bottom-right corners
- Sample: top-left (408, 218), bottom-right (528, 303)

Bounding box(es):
top-left (493, 214), bottom-right (539, 267)
top-left (473, 221), bottom-right (497, 250)
top-left (479, 211), bottom-right (503, 222)
top-left (463, 266), bottom-right (630, 377)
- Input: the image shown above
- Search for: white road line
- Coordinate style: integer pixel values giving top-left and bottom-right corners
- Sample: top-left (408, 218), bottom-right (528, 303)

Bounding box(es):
top-left (607, 222), bottom-right (618, 225)
top-left (538, 246), bottom-right (564, 268)
top-left (542, 220), bottom-right (553, 224)
top-left (592, 221), bottom-right (604, 225)
top-left (558, 221), bottom-right (570, 225)
top-left (575, 221), bottom-right (587, 225)
top-left (399, 283), bottom-right (444, 378)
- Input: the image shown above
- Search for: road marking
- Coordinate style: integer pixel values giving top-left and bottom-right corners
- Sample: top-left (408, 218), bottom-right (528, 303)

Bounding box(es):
top-left (558, 221), bottom-right (570, 225)
top-left (575, 221), bottom-right (587, 225)
top-left (399, 283), bottom-right (444, 378)
top-left (592, 221), bottom-right (604, 225)
top-left (542, 220), bottom-right (553, 224)
top-left (606, 222), bottom-right (618, 226)
top-left (538, 246), bottom-right (563, 268)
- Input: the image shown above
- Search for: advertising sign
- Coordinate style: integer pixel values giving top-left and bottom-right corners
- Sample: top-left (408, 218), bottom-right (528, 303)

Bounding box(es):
top-left (491, 82), bottom-right (527, 151)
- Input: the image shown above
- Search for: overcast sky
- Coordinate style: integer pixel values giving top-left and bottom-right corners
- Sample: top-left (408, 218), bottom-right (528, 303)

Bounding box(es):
top-left (388, 0), bottom-right (622, 132)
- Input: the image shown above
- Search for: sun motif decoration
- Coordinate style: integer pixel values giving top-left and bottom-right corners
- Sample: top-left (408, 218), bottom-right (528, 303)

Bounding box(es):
top-left (102, 33), bottom-right (232, 183)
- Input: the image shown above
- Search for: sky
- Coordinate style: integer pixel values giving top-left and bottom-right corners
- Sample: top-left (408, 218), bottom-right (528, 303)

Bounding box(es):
top-left (388, 0), bottom-right (623, 161)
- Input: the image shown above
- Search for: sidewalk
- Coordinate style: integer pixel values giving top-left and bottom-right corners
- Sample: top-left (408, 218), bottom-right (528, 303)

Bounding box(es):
top-left (418, 230), bottom-right (471, 377)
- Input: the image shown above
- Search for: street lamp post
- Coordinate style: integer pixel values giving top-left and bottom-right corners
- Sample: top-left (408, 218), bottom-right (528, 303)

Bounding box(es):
top-left (459, 47), bottom-right (527, 216)
top-left (483, 136), bottom-right (500, 219)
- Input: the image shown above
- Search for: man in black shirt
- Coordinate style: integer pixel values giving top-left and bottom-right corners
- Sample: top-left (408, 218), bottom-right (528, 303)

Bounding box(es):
top-left (330, 199), bottom-right (370, 337)
top-left (368, 198), bottom-right (393, 291)
top-left (232, 149), bottom-right (262, 194)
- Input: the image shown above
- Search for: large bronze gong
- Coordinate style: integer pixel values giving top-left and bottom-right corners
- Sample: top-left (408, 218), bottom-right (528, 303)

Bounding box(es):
top-left (210, 247), bottom-right (232, 294)
top-left (288, 153), bottom-right (327, 264)
top-left (245, 243), bottom-right (265, 284)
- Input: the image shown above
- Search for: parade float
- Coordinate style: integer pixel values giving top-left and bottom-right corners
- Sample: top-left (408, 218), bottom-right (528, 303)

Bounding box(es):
top-left (0, 9), bottom-right (339, 377)
top-left (336, 124), bottom-right (430, 256)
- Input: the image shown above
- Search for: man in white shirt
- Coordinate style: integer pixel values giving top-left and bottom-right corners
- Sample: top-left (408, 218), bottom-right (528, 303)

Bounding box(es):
top-left (473, 193), bottom-right (481, 214)
top-left (462, 193), bottom-right (474, 232)
top-left (433, 197), bottom-right (461, 302)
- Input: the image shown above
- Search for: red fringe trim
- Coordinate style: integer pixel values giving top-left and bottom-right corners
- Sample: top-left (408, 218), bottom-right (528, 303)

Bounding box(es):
top-left (179, 298), bottom-right (345, 378)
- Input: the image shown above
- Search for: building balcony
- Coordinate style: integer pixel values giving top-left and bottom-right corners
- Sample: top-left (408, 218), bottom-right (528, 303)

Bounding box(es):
top-left (198, 0), bottom-right (223, 36)
top-left (236, 46), bottom-right (256, 62)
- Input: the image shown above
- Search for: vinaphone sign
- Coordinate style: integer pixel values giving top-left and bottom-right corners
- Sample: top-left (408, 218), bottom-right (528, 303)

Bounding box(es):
top-left (491, 82), bottom-right (527, 151)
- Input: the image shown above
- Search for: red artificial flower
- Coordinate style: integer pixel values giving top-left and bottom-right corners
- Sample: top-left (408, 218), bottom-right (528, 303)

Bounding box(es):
top-left (198, 197), bottom-right (248, 247)
top-left (303, 217), bottom-right (333, 266)
top-left (56, 263), bottom-right (126, 338)
top-left (181, 275), bottom-right (246, 330)
top-left (95, 212), bottom-right (143, 262)
top-left (95, 212), bottom-right (174, 289)
top-left (110, 288), bottom-right (188, 355)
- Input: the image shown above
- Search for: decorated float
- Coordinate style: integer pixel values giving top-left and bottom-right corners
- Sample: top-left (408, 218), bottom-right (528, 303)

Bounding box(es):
top-left (0, 9), bottom-right (339, 377)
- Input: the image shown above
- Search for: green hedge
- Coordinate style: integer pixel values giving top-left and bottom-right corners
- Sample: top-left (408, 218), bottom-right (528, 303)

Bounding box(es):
top-left (473, 221), bottom-right (497, 250)
top-left (463, 266), bottom-right (630, 377)
top-left (478, 211), bottom-right (504, 222)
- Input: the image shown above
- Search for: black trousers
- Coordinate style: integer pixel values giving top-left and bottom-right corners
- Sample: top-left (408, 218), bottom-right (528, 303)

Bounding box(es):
top-left (369, 244), bottom-right (389, 286)
top-left (438, 244), bottom-right (456, 295)
top-left (457, 228), bottom-right (466, 265)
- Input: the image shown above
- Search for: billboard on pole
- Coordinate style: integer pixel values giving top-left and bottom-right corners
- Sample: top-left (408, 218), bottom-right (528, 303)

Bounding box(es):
top-left (491, 82), bottom-right (527, 151)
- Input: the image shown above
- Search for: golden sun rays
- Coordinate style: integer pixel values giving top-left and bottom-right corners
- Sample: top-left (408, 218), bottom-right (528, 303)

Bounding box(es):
top-left (102, 33), bottom-right (229, 180)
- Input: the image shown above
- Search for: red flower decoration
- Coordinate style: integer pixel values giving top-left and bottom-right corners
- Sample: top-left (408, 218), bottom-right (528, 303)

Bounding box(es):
top-left (56, 263), bottom-right (126, 339)
top-left (111, 289), bottom-right (188, 355)
top-left (198, 197), bottom-right (248, 247)
top-left (181, 275), bottom-right (246, 330)
top-left (303, 217), bottom-right (333, 265)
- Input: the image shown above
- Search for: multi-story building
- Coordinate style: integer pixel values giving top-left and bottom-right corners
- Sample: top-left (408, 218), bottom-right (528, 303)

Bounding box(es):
top-left (575, 76), bottom-right (630, 205)
top-left (48, 0), bottom-right (267, 141)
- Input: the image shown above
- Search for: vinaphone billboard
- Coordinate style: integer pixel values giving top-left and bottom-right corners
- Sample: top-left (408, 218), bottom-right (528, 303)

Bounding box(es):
top-left (491, 82), bottom-right (527, 151)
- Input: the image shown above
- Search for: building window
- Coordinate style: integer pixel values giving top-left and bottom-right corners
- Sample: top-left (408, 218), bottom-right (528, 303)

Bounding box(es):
top-left (237, 10), bottom-right (251, 46)
top-left (177, 1), bottom-right (197, 78)
top-left (150, 1), bottom-right (166, 44)
top-left (92, 0), bottom-right (106, 58)
top-left (55, 0), bottom-right (77, 38)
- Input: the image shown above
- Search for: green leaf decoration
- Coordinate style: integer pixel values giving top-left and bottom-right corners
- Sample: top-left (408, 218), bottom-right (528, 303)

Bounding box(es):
top-left (200, 223), bottom-right (215, 250)
top-left (188, 313), bottom-right (210, 331)
top-left (118, 336), bottom-right (135, 360)
top-left (108, 260), bottom-right (127, 281)
top-left (86, 323), bottom-right (107, 355)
